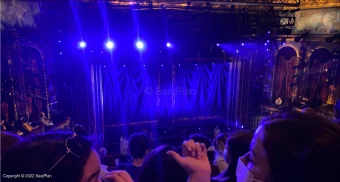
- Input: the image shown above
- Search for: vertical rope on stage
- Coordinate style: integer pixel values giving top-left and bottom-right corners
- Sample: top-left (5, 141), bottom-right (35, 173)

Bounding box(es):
top-left (172, 64), bottom-right (176, 109)
top-left (90, 65), bottom-right (105, 140)
top-left (157, 67), bottom-right (161, 117)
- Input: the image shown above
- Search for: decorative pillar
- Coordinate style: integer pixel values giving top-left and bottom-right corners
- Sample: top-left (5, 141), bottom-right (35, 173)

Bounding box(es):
top-left (294, 42), bottom-right (307, 101)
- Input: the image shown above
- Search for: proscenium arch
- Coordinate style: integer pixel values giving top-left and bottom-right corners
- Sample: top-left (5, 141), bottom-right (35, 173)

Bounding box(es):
top-left (276, 44), bottom-right (299, 58)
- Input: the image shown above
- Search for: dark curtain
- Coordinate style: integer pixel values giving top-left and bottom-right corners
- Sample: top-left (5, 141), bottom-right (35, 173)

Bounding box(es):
top-left (173, 63), bottom-right (227, 118)
top-left (274, 56), bottom-right (297, 100)
top-left (101, 61), bottom-right (251, 128)
top-left (103, 64), bottom-right (159, 125)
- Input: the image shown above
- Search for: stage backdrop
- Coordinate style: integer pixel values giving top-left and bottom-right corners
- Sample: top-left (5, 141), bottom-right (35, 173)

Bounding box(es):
top-left (96, 59), bottom-right (252, 129)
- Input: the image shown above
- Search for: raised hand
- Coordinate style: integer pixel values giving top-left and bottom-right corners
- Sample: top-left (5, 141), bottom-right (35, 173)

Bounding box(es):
top-left (104, 170), bottom-right (133, 182)
top-left (167, 140), bottom-right (211, 182)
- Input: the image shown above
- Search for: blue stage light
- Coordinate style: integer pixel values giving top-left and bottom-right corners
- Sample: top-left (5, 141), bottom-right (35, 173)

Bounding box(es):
top-left (241, 43), bottom-right (244, 46)
top-left (136, 41), bottom-right (144, 50)
top-left (106, 41), bottom-right (114, 49)
top-left (216, 43), bottom-right (220, 46)
top-left (79, 41), bottom-right (86, 48)
top-left (166, 42), bottom-right (172, 48)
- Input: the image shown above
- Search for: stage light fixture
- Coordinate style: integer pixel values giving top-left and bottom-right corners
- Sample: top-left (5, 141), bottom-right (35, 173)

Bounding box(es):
top-left (106, 41), bottom-right (114, 49)
top-left (123, 65), bottom-right (126, 67)
top-left (236, 49), bottom-right (239, 53)
top-left (267, 40), bottom-right (270, 43)
top-left (241, 43), bottom-right (244, 46)
top-left (216, 43), bottom-right (220, 46)
top-left (79, 41), bottom-right (86, 48)
top-left (178, 64), bottom-right (181, 66)
top-left (143, 65), bottom-right (146, 67)
top-left (60, 52), bottom-right (62, 55)
top-left (264, 43), bottom-right (267, 46)
top-left (136, 41), bottom-right (144, 50)
top-left (166, 42), bottom-right (172, 48)
top-left (58, 40), bottom-right (61, 43)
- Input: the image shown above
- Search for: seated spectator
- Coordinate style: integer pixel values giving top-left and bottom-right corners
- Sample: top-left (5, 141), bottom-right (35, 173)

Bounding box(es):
top-left (0, 118), bottom-right (8, 131)
top-left (117, 132), bottom-right (149, 181)
top-left (137, 145), bottom-right (188, 182)
top-left (239, 112), bottom-right (340, 182)
top-left (1, 132), bottom-right (103, 182)
top-left (120, 135), bottom-right (129, 155)
top-left (189, 134), bottom-right (212, 151)
top-left (99, 147), bottom-right (107, 157)
top-left (6, 120), bottom-right (23, 136)
top-left (1, 131), bottom-right (22, 159)
top-left (189, 133), bottom-right (220, 177)
top-left (212, 132), bottom-right (253, 182)
top-left (213, 133), bottom-right (228, 173)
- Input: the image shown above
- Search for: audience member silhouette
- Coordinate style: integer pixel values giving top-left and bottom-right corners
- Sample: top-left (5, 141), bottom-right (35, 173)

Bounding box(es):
top-left (1, 131), bottom-right (22, 159)
top-left (137, 145), bottom-right (188, 182)
top-left (1, 132), bottom-right (102, 182)
top-left (239, 112), bottom-right (340, 182)
top-left (213, 133), bottom-right (228, 173)
top-left (117, 132), bottom-right (149, 181)
top-left (212, 131), bottom-right (253, 182)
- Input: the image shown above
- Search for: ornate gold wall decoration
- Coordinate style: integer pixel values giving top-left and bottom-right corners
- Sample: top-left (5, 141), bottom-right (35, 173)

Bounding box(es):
top-left (293, 8), bottom-right (340, 34)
